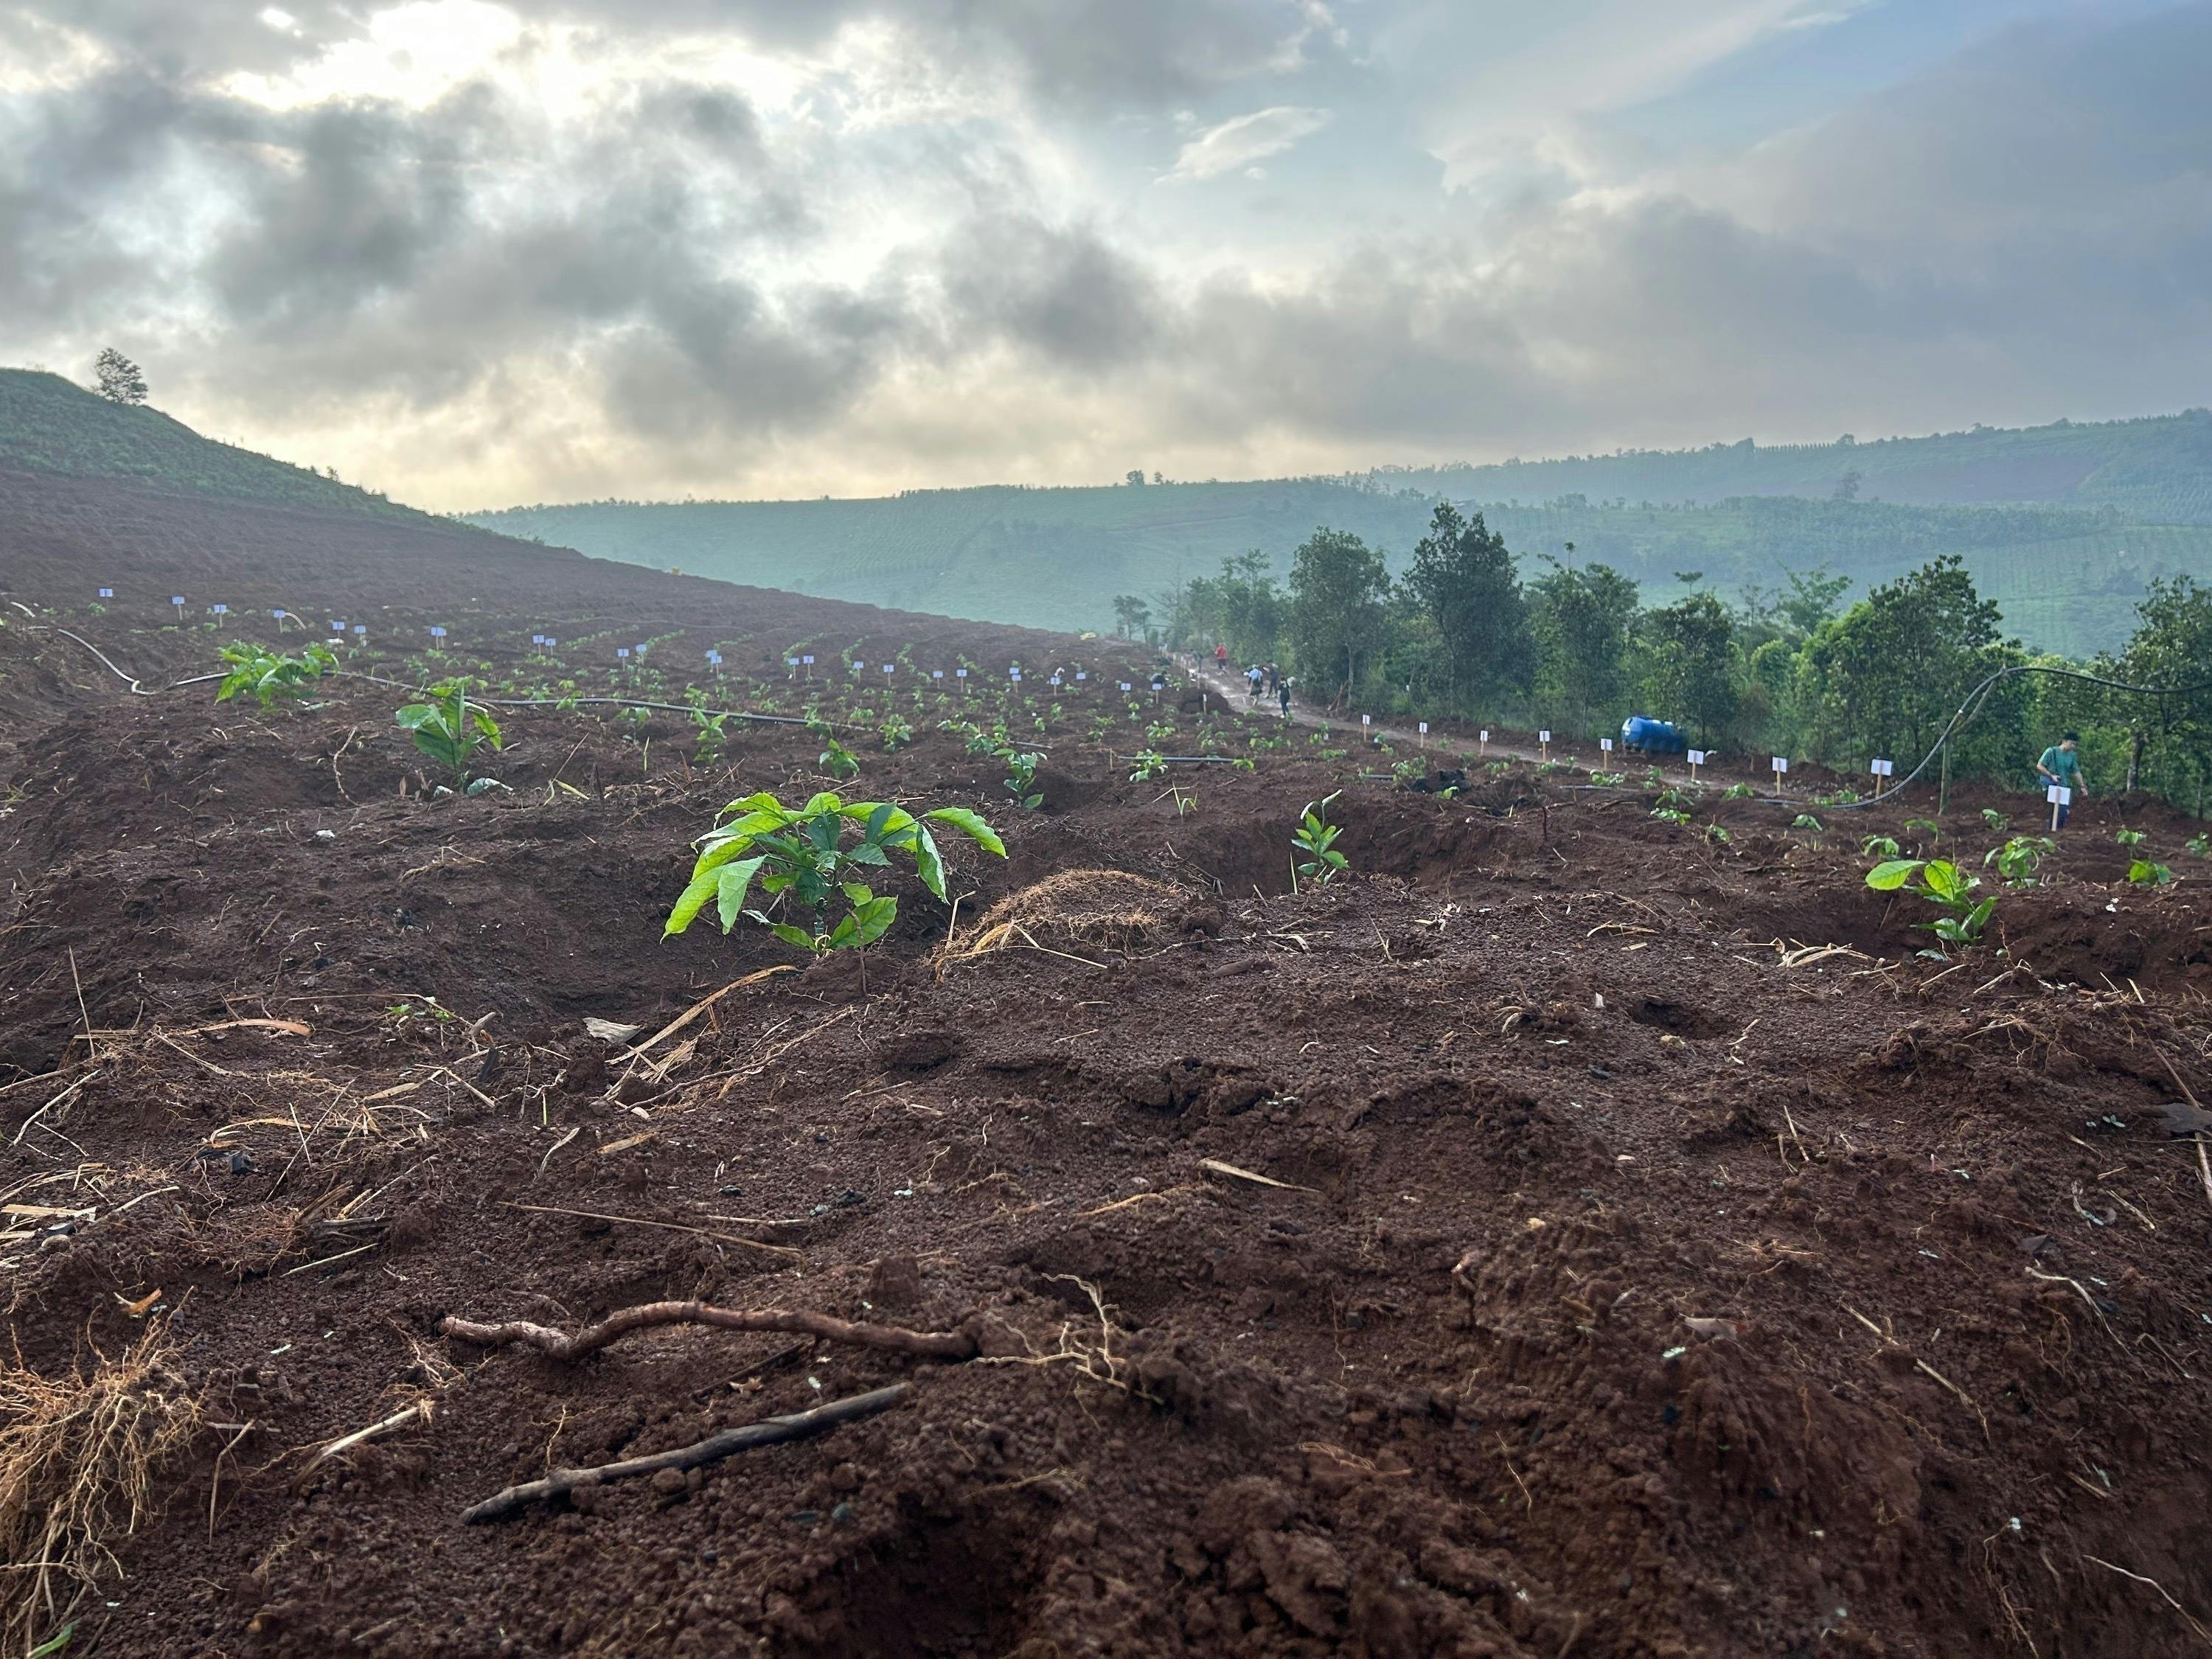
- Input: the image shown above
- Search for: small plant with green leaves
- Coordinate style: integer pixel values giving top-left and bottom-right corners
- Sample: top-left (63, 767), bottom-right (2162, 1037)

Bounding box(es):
top-left (1650, 806), bottom-right (1691, 826)
top-left (664, 790), bottom-right (1004, 956)
top-left (1983, 834), bottom-right (2056, 886)
top-left (818, 737), bottom-right (861, 780)
top-left (1904, 817), bottom-right (1941, 851)
top-left (216, 640), bottom-right (335, 707)
top-left (395, 681), bottom-right (504, 784)
top-left (1790, 813), bottom-right (1823, 833)
top-left (878, 714), bottom-right (914, 751)
top-left (692, 709), bottom-right (729, 765)
top-left (1291, 792), bottom-right (1347, 890)
top-left (1722, 782), bottom-right (1755, 801)
top-left (1813, 786), bottom-right (1864, 807)
top-left (1129, 749), bottom-right (1167, 783)
top-left (2126, 852), bottom-right (2175, 887)
top-left (1980, 807), bottom-right (2009, 835)
top-left (1705, 822), bottom-right (1733, 846)
top-left (1865, 857), bottom-right (1994, 949)
top-left (1861, 834), bottom-right (1902, 859)
top-left (2114, 828), bottom-right (2146, 851)
top-left (1590, 771), bottom-right (1627, 787)
top-left (2187, 833), bottom-right (2208, 858)
top-left (1001, 748), bottom-right (1044, 810)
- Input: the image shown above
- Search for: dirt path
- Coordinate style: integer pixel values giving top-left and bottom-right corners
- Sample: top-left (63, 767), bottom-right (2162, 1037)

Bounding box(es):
top-left (1179, 653), bottom-right (1706, 785)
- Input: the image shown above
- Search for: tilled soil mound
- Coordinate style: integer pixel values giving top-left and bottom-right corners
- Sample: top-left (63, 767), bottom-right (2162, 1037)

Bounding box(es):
top-left (1, 492), bottom-right (2210, 1658)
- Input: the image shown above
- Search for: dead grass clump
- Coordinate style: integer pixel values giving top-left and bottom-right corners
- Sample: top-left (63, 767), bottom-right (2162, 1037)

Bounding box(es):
top-left (0, 1330), bottom-right (204, 1650)
top-left (952, 869), bottom-right (1184, 959)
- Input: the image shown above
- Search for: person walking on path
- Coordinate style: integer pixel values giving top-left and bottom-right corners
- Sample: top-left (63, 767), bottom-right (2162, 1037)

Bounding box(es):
top-left (1278, 677), bottom-right (1293, 720)
top-left (1215, 642), bottom-right (1228, 670)
top-left (2036, 731), bottom-right (2089, 827)
top-left (1246, 664), bottom-right (1264, 702)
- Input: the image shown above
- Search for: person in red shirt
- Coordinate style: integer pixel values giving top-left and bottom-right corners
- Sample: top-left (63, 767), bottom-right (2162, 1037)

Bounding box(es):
top-left (1214, 643), bottom-right (1228, 668)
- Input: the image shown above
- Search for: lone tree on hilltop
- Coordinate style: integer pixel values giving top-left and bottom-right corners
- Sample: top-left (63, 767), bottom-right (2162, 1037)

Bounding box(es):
top-left (94, 347), bottom-right (147, 406)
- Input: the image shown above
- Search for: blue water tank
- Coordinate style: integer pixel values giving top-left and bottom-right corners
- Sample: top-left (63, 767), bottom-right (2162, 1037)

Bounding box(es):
top-left (1621, 715), bottom-right (1688, 754)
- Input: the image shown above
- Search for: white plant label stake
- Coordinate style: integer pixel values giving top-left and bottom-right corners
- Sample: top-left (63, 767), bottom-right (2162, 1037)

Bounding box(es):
top-left (1479, 728), bottom-right (1489, 756)
top-left (1870, 758), bottom-right (1893, 779)
top-left (2048, 782), bottom-right (2070, 831)
top-left (1539, 729), bottom-right (1551, 762)
top-left (1688, 748), bottom-right (1706, 780)
top-left (1772, 756), bottom-right (1790, 790)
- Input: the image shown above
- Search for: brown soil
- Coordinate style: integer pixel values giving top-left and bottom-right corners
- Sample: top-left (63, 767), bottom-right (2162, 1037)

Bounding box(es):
top-left (2, 475), bottom-right (2211, 1658)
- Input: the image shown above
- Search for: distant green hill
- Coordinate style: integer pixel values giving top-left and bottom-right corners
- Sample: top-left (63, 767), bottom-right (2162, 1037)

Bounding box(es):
top-left (0, 369), bottom-right (428, 521)
top-left (466, 480), bottom-right (2212, 658)
top-left (1385, 408), bottom-right (2212, 521)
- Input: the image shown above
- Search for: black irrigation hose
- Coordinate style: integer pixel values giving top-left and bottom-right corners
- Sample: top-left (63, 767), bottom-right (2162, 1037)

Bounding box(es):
top-left (1818, 662), bottom-right (2212, 813)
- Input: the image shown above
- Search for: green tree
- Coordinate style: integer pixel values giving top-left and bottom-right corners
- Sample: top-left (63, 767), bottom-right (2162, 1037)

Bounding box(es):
top-left (94, 347), bottom-right (147, 406)
top-left (1530, 559), bottom-right (1639, 736)
top-left (1111, 594), bottom-right (1151, 639)
top-left (2118, 575), bottom-right (2212, 813)
top-left (1796, 556), bottom-right (2026, 780)
top-left (1286, 528), bottom-right (1391, 706)
top-left (1639, 590), bottom-right (1737, 740)
top-left (1402, 502), bottom-right (1534, 714)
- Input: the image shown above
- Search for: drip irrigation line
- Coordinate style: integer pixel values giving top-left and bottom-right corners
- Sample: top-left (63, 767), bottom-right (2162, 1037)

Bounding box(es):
top-left (24, 625), bottom-right (824, 727)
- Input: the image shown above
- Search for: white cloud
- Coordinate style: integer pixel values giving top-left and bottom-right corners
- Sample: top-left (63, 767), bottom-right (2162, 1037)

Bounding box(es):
top-left (1158, 104), bottom-right (1331, 182)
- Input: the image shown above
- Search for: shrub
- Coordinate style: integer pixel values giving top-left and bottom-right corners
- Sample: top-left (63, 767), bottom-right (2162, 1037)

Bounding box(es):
top-left (664, 792), bottom-right (1004, 955)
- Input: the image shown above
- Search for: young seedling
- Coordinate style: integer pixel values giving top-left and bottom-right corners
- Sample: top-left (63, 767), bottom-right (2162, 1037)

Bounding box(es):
top-left (2187, 833), bottom-right (2209, 858)
top-left (395, 681), bottom-right (504, 785)
top-left (1983, 835), bottom-right (2056, 886)
top-left (1129, 750), bottom-right (1167, 783)
top-left (692, 709), bottom-right (729, 765)
top-left (215, 640), bottom-right (335, 707)
top-left (1650, 806), bottom-right (1691, 826)
top-left (1290, 792), bottom-right (1348, 891)
top-left (1722, 782), bottom-right (1755, 801)
top-left (1865, 858), bottom-right (1994, 949)
top-left (1000, 749), bottom-right (1044, 811)
top-left (1790, 813), bottom-right (1823, 833)
top-left (2118, 830), bottom-right (2174, 886)
top-left (663, 791), bottom-right (1004, 955)
top-left (818, 737), bottom-right (861, 781)
top-left (1861, 834), bottom-right (1902, 859)
top-left (1980, 807), bottom-right (2009, 835)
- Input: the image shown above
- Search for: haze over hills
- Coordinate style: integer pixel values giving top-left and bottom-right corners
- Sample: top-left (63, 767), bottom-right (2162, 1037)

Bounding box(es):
top-left (463, 411), bottom-right (2212, 658)
top-left (7, 368), bottom-right (2210, 660)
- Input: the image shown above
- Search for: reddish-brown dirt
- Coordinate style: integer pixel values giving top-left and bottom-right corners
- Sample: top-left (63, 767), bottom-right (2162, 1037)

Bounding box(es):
top-left (3, 475), bottom-right (2211, 1658)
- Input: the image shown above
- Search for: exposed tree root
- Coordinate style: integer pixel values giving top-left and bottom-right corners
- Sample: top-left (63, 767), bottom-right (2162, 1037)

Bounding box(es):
top-left (439, 1300), bottom-right (976, 1363)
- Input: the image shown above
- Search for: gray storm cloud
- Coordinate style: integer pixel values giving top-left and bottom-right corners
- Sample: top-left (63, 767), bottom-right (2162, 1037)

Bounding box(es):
top-left (1, 0), bottom-right (2207, 505)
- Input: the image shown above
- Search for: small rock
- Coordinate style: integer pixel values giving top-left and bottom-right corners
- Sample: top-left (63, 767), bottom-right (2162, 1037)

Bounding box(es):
top-left (829, 1462), bottom-right (862, 1494)
top-left (833, 1189), bottom-right (866, 1208)
top-left (830, 1502), bottom-right (855, 1524)
top-left (650, 1468), bottom-right (688, 1495)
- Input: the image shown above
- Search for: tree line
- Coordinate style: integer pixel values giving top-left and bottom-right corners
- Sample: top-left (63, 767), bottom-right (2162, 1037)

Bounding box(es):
top-left (1118, 504), bottom-right (2212, 815)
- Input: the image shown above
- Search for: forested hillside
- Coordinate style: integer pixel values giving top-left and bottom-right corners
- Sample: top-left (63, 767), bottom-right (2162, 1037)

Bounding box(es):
top-left (1389, 408), bottom-right (2212, 520)
top-left (467, 483), bottom-right (2212, 658)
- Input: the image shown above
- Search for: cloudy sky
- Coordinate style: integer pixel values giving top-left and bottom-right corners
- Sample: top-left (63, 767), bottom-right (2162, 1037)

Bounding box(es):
top-left (3, 0), bottom-right (2207, 508)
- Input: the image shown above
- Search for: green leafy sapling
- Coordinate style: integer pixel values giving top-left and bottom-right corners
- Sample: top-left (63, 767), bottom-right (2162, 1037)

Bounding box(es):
top-left (1001, 749), bottom-right (1044, 810)
top-left (1983, 835), bottom-right (2055, 886)
top-left (2186, 833), bottom-right (2208, 858)
top-left (1291, 792), bottom-right (1348, 890)
top-left (217, 640), bottom-right (335, 707)
top-left (1865, 858), bottom-right (1994, 948)
top-left (818, 737), bottom-right (861, 780)
top-left (395, 681), bottom-right (504, 784)
top-left (1129, 750), bottom-right (1167, 782)
top-left (692, 709), bottom-right (729, 765)
top-left (1861, 835), bottom-right (1902, 859)
top-left (2116, 829), bottom-right (2173, 886)
top-left (663, 791), bottom-right (1005, 955)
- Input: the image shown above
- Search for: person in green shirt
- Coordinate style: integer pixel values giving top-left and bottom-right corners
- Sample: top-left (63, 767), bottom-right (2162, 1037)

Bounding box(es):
top-left (2035, 731), bottom-right (2088, 827)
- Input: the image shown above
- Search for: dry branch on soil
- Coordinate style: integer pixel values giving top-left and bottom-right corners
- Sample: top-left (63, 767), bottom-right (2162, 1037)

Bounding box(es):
top-left (440, 1301), bottom-right (976, 1362)
top-left (458, 1382), bottom-right (908, 1523)
top-left (0, 1331), bottom-right (204, 1650)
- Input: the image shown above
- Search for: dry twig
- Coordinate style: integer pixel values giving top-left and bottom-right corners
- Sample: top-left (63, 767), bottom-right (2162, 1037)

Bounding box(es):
top-left (441, 1301), bottom-right (975, 1362)
top-left (458, 1383), bottom-right (907, 1523)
